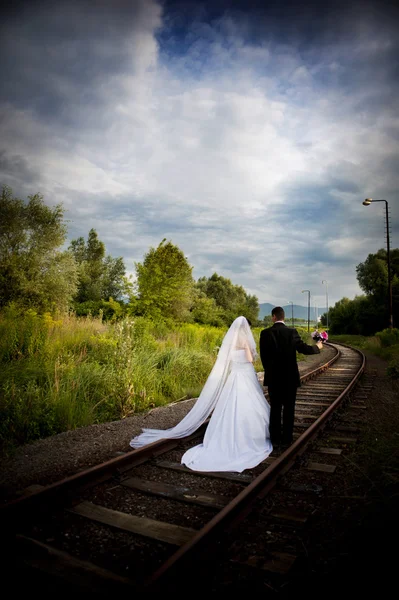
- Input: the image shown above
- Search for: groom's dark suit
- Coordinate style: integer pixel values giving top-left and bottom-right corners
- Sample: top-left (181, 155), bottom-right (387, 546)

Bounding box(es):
top-left (259, 322), bottom-right (320, 445)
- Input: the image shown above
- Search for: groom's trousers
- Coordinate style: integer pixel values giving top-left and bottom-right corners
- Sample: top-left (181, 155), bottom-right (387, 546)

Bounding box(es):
top-left (267, 382), bottom-right (297, 445)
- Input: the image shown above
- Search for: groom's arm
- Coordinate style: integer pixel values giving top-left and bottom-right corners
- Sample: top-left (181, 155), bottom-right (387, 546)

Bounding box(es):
top-left (293, 329), bottom-right (320, 355)
top-left (260, 330), bottom-right (273, 387)
top-left (259, 330), bottom-right (269, 367)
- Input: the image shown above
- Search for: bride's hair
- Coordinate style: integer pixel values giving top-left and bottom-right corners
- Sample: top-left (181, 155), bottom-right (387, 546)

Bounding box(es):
top-left (235, 318), bottom-right (253, 349)
top-left (236, 331), bottom-right (246, 348)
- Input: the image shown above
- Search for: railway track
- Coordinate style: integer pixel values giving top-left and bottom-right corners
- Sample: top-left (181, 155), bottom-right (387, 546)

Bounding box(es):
top-left (2, 342), bottom-right (367, 594)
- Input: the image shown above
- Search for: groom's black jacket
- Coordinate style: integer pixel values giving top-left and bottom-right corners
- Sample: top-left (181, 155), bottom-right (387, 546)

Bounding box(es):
top-left (259, 322), bottom-right (320, 388)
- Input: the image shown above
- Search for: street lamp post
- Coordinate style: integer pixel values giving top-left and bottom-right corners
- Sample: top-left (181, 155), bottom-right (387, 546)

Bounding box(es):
top-left (288, 301), bottom-right (294, 327)
top-left (302, 290), bottom-right (310, 332)
top-left (362, 198), bottom-right (393, 329)
top-left (322, 280), bottom-right (329, 329)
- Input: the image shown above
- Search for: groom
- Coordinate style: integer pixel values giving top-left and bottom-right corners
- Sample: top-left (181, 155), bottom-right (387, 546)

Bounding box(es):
top-left (259, 306), bottom-right (323, 448)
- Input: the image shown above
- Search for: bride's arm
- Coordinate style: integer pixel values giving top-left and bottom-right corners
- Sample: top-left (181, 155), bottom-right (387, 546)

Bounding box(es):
top-left (244, 343), bottom-right (253, 363)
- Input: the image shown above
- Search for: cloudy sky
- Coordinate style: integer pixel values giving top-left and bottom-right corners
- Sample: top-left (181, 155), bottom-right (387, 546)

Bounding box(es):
top-left (1, 0), bottom-right (398, 309)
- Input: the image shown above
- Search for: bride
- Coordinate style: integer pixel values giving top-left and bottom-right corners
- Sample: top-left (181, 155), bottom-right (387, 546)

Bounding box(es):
top-left (130, 316), bottom-right (273, 473)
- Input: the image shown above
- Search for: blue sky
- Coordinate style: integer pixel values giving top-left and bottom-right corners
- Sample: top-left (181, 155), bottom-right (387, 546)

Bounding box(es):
top-left (1, 0), bottom-right (398, 309)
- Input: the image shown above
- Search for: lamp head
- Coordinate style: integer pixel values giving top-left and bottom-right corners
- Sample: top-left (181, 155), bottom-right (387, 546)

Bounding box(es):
top-left (363, 198), bottom-right (372, 206)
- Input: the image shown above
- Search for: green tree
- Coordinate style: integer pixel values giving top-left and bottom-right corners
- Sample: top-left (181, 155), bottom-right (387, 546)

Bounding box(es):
top-left (241, 293), bottom-right (260, 324)
top-left (135, 239), bottom-right (194, 321)
top-left (190, 289), bottom-right (225, 326)
top-left (69, 229), bottom-right (130, 303)
top-left (102, 255), bottom-right (129, 300)
top-left (356, 249), bottom-right (390, 300)
top-left (328, 295), bottom-right (386, 336)
top-left (356, 248), bottom-right (399, 328)
top-left (328, 248), bottom-right (399, 335)
top-left (0, 185), bottom-right (78, 312)
top-left (261, 315), bottom-right (273, 328)
top-left (328, 297), bottom-right (359, 335)
top-left (196, 273), bottom-right (259, 324)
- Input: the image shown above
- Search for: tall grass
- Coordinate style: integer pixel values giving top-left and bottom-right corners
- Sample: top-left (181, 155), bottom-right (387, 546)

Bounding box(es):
top-left (0, 312), bottom-right (319, 453)
top-left (0, 309), bottom-right (225, 453)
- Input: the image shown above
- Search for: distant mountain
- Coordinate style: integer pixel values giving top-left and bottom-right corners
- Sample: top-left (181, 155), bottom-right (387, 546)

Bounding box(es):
top-left (259, 303), bottom-right (327, 320)
top-left (258, 303), bottom-right (275, 318)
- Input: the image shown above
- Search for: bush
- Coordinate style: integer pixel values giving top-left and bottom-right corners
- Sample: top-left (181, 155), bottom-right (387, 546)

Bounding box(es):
top-left (375, 328), bottom-right (399, 348)
top-left (387, 357), bottom-right (399, 379)
top-left (72, 298), bottom-right (124, 321)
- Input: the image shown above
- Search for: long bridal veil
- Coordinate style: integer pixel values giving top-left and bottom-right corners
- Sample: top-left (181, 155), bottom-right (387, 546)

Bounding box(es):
top-left (130, 316), bottom-right (257, 449)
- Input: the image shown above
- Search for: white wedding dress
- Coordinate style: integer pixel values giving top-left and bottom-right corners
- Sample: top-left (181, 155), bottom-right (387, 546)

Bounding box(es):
top-left (181, 349), bottom-right (272, 472)
top-left (130, 316), bottom-right (273, 473)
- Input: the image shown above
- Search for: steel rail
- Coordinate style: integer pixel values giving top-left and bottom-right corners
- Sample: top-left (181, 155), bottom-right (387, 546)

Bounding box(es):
top-left (144, 344), bottom-right (365, 591)
top-left (1, 344), bottom-right (339, 527)
top-left (2, 342), bottom-right (349, 594)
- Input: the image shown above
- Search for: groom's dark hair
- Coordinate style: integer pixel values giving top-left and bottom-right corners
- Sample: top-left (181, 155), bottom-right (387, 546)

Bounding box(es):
top-left (272, 306), bottom-right (285, 321)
